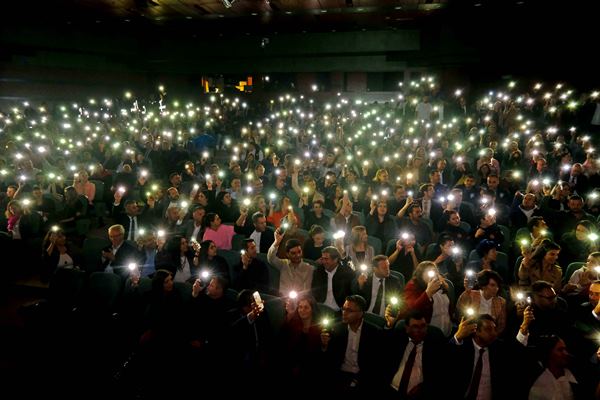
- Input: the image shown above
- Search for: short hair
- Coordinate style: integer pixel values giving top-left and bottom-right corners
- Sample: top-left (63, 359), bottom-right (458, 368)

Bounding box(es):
top-left (487, 174), bottom-right (499, 180)
top-left (404, 310), bottom-right (427, 326)
top-left (372, 255), bottom-right (388, 267)
top-left (321, 246), bottom-right (341, 261)
top-left (124, 199), bottom-right (137, 207)
top-left (237, 289), bottom-right (254, 309)
top-left (345, 295), bottom-right (367, 312)
top-left (419, 183), bottom-right (433, 195)
top-left (477, 270), bottom-right (503, 288)
top-left (476, 239), bottom-right (499, 258)
top-left (480, 188), bottom-right (495, 198)
top-left (211, 275), bottom-right (229, 291)
top-left (285, 239), bottom-right (302, 252)
top-left (252, 212), bottom-right (266, 224)
top-left (406, 203), bottom-right (421, 215)
top-left (312, 199), bottom-right (324, 207)
top-left (536, 335), bottom-right (563, 367)
top-left (531, 280), bottom-right (554, 294)
top-left (204, 213), bottom-right (218, 227)
top-left (437, 234), bottom-right (453, 247)
top-left (576, 219), bottom-right (596, 232)
top-left (568, 194), bottom-right (584, 203)
top-left (108, 224), bottom-right (125, 234)
top-left (169, 172), bottom-right (180, 180)
top-left (527, 216), bottom-right (545, 232)
top-left (308, 224), bottom-right (325, 238)
top-left (475, 314), bottom-right (497, 331)
top-left (192, 204), bottom-right (205, 213)
top-left (242, 238), bottom-right (255, 250)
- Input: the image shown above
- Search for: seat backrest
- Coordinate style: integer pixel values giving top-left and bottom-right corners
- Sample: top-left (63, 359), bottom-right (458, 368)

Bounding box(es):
top-left (364, 312), bottom-right (386, 329)
top-left (218, 249), bottom-right (242, 273)
top-left (352, 211), bottom-right (365, 226)
top-left (256, 253), bottom-right (280, 293)
top-left (390, 270), bottom-right (405, 291)
top-left (295, 228), bottom-right (310, 240)
top-left (173, 282), bottom-right (193, 304)
top-left (421, 217), bottom-right (434, 233)
top-left (317, 303), bottom-right (338, 321)
top-left (564, 262), bottom-right (586, 283)
top-left (231, 234), bottom-right (246, 251)
top-left (460, 221), bottom-right (472, 233)
top-left (322, 208), bottom-right (336, 219)
top-left (82, 237), bottom-right (111, 273)
top-left (468, 249), bottom-right (480, 262)
top-left (87, 272), bottom-right (123, 313)
top-left (261, 293), bottom-right (285, 336)
top-left (497, 224), bottom-right (511, 252)
top-left (90, 180), bottom-right (105, 202)
top-left (49, 268), bottom-right (87, 311)
top-left (385, 239), bottom-right (397, 255)
top-left (367, 235), bottom-right (382, 255)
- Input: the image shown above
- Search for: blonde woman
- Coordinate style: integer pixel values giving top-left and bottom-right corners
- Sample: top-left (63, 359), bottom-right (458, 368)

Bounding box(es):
top-left (73, 169), bottom-right (95, 205)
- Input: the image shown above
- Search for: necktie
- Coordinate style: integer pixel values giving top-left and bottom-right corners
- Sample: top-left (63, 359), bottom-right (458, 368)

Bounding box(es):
top-left (372, 278), bottom-right (384, 315)
top-left (466, 348), bottom-right (485, 400)
top-left (398, 343), bottom-right (418, 395)
top-left (128, 216), bottom-right (136, 241)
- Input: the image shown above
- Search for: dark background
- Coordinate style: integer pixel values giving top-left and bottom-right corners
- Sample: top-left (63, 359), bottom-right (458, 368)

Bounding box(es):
top-left (1, 0), bottom-right (598, 100)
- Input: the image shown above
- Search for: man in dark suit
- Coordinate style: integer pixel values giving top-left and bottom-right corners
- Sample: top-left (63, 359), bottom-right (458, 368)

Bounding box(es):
top-left (560, 163), bottom-right (589, 196)
top-left (112, 197), bottom-right (151, 241)
top-left (312, 246), bottom-right (355, 311)
top-left (232, 239), bottom-right (270, 294)
top-left (353, 255), bottom-right (403, 317)
top-left (449, 314), bottom-right (528, 399)
top-left (331, 201), bottom-right (361, 236)
top-left (249, 212), bottom-right (275, 254)
top-left (573, 280), bottom-right (600, 358)
top-left (380, 311), bottom-right (446, 399)
top-left (102, 224), bottom-right (142, 278)
top-left (321, 295), bottom-right (381, 393)
top-left (182, 205), bottom-right (206, 243)
top-left (509, 193), bottom-right (543, 231)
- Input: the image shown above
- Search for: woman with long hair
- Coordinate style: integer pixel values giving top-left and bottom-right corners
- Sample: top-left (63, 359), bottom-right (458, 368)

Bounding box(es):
top-left (518, 239), bottom-right (562, 291)
top-left (195, 239), bottom-right (230, 282)
top-left (155, 235), bottom-right (198, 283)
top-left (278, 294), bottom-right (324, 387)
top-left (402, 261), bottom-right (453, 336)
top-left (337, 225), bottom-right (374, 269)
top-left (41, 226), bottom-right (82, 278)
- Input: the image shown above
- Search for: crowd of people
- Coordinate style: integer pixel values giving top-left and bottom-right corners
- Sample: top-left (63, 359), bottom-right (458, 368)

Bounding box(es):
top-left (2, 76), bottom-right (600, 398)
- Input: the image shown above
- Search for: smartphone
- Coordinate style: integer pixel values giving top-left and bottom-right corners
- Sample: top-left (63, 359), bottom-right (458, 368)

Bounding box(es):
top-left (253, 291), bottom-right (264, 311)
top-left (465, 270), bottom-right (476, 290)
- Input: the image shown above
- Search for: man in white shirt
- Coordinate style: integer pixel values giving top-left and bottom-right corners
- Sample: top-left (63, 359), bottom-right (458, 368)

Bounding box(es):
top-left (384, 311), bottom-right (445, 398)
top-left (528, 336), bottom-right (577, 400)
top-left (267, 230), bottom-right (313, 296)
top-left (450, 314), bottom-right (528, 400)
top-left (321, 295), bottom-right (380, 392)
top-left (311, 247), bottom-right (355, 311)
top-left (354, 255), bottom-right (403, 316)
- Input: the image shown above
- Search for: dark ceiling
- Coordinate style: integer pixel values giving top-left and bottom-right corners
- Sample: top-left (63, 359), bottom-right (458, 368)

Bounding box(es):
top-left (4, 0), bottom-right (447, 30)
top-left (2, 0), bottom-right (595, 36)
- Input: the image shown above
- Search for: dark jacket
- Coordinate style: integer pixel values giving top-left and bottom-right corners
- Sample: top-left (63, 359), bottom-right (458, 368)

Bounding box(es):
top-left (102, 240), bottom-right (143, 278)
top-left (352, 274), bottom-right (404, 313)
top-left (311, 263), bottom-right (355, 308)
top-left (324, 320), bottom-right (382, 390)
